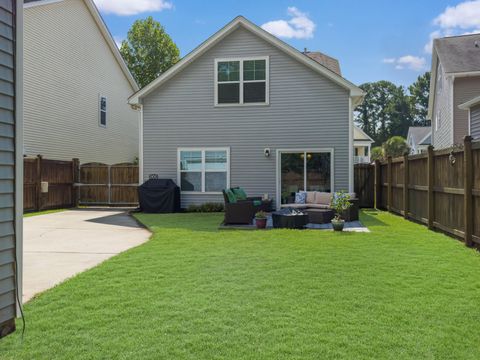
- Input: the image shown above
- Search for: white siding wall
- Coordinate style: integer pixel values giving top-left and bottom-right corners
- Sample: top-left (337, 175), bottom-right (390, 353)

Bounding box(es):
top-left (143, 27), bottom-right (351, 208)
top-left (24, 0), bottom-right (139, 164)
top-left (432, 62), bottom-right (454, 149)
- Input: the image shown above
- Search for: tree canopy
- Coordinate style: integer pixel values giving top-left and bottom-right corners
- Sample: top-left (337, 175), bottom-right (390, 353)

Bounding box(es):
top-left (120, 17), bottom-right (180, 88)
top-left (355, 72), bottom-right (430, 146)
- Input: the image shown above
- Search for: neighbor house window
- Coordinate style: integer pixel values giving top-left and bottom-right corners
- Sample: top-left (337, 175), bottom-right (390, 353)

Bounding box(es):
top-left (178, 148), bottom-right (230, 192)
top-left (99, 96), bottom-right (107, 127)
top-left (215, 57), bottom-right (269, 105)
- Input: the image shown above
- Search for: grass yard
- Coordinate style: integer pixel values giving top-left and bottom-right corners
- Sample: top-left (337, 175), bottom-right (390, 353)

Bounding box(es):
top-left (2, 210), bottom-right (480, 359)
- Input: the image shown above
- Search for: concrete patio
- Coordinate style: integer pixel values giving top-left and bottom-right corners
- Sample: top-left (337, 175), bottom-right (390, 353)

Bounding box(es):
top-left (22, 209), bottom-right (150, 302)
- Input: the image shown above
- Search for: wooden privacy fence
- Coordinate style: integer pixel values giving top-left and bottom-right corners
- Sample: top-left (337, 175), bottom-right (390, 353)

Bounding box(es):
top-left (78, 163), bottom-right (139, 206)
top-left (24, 156), bottom-right (77, 212)
top-left (354, 163), bottom-right (375, 208)
top-left (24, 157), bottom-right (140, 211)
top-left (375, 136), bottom-right (480, 247)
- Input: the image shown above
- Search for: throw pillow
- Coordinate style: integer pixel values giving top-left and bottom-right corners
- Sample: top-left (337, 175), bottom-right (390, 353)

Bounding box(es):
top-left (295, 191), bottom-right (307, 204)
top-left (306, 191), bottom-right (316, 204)
top-left (226, 189), bottom-right (237, 203)
top-left (232, 187), bottom-right (248, 201)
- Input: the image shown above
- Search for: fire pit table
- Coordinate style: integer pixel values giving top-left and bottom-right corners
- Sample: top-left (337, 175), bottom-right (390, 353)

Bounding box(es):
top-left (272, 208), bottom-right (309, 229)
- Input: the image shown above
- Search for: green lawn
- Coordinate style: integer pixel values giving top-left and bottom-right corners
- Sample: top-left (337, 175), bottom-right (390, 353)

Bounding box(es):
top-left (2, 210), bottom-right (480, 359)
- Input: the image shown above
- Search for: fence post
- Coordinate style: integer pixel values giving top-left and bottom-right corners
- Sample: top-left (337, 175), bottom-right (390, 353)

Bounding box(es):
top-left (374, 160), bottom-right (381, 209)
top-left (36, 154), bottom-right (43, 211)
top-left (72, 158), bottom-right (80, 208)
top-left (387, 156), bottom-right (392, 212)
top-left (427, 145), bottom-right (434, 230)
top-left (403, 152), bottom-right (409, 219)
top-left (464, 136), bottom-right (473, 247)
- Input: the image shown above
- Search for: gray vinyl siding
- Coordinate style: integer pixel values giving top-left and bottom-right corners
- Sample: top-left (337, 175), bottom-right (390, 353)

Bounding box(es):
top-left (0, 0), bottom-right (16, 330)
top-left (432, 61), bottom-right (453, 149)
top-left (471, 105), bottom-right (480, 140)
top-left (453, 77), bottom-right (480, 144)
top-left (143, 27), bottom-right (351, 208)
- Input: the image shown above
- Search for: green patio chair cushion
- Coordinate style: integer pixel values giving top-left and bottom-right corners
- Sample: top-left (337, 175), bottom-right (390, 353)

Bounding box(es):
top-left (232, 187), bottom-right (248, 201)
top-left (253, 200), bottom-right (262, 206)
top-left (225, 189), bottom-right (237, 203)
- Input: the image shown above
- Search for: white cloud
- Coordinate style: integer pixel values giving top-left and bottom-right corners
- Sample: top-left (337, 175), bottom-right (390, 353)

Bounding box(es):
top-left (384, 55), bottom-right (427, 71)
top-left (434, 0), bottom-right (480, 29)
top-left (114, 36), bottom-right (123, 48)
top-left (261, 7), bottom-right (316, 39)
top-left (94, 0), bottom-right (172, 16)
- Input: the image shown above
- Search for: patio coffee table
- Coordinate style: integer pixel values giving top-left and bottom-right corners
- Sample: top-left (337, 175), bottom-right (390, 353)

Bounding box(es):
top-left (272, 209), bottom-right (309, 229)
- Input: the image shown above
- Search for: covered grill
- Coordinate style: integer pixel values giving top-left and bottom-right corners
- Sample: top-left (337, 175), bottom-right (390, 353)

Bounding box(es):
top-left (138, 179), bottom-right (181, 213)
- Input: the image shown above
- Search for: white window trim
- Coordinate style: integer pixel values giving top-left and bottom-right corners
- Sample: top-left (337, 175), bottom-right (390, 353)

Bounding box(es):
top-left (99, 95), bottom-right (107, 128)
top-left (275, 148), bottom-right (335, 210)
top-left (214, 56), bottom-right (270, 107)
top-left (177, 147), bottom-right (231, 194)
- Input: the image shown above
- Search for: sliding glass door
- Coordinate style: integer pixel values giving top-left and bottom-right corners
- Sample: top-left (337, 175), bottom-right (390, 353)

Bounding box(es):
top-left (279, 150), bottom-right (332, 204)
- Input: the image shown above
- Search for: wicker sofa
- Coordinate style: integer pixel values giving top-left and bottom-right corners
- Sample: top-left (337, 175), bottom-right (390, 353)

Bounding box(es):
top-left (281, 191), bottom-right (359, 222)
top-left (222, 188), bottom-right (272, 225)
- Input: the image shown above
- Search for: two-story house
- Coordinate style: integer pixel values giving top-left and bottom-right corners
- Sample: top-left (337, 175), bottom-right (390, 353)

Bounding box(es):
top-left (428, 34), bottom-right (480, 148)
top-left (23, 0), bottom-right (140, 164)
top-left (129, 16), bottom-right (364, 209)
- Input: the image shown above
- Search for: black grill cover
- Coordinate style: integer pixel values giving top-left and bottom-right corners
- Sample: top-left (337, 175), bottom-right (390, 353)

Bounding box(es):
top-left (138, 179), bottom-right (181, 213)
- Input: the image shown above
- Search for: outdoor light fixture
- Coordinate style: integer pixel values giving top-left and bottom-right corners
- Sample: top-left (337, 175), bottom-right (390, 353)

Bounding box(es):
top-left (449, 151), bottom-right (456, 166)
top-left (264, 148), bottom-right (271, 157)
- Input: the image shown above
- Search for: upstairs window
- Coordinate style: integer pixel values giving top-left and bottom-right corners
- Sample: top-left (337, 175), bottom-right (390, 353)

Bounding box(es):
top-left (215, 57), bottom-right (269, 106)
top-left (99, 96), bottom-right (107, 127)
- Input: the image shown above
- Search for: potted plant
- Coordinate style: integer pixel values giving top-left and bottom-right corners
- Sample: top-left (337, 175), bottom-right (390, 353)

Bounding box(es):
top-left (330, 191), bottom-right (352, 232)
top-left (255, 211), bottom-right (268, 229)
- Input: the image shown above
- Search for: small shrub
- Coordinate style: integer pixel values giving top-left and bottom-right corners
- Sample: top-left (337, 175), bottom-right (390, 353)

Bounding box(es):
top-left (186, 203), bottom-right (224, 213)
top-left (255, 211), bottom-right (267, 219)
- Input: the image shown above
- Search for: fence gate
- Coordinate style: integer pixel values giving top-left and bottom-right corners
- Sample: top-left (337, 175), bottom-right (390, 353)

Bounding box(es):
top-left (354, 163), bottom-right (375, 208)
top-left (77, 163), bottom-right (139, 206)
top-left (24, 156), bottom-right (75, 212)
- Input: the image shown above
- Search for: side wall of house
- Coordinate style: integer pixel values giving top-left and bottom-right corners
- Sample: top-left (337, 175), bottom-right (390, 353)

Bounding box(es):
top-left (471, 104), bottom-right (480, 140)
top-left (0, 0), bottom-right (18, 337)
top-left (24, 0), bottom-right (139, 164)
top-left (453, 76), bottom-right (480, 144)
top-left (432, 61), bottom-right (454, 149)
top-left (142, 27), bottom-right (351, 208)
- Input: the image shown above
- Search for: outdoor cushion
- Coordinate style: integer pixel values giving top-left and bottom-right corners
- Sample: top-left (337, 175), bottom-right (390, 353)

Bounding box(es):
top-left (295, 192), bottom-right (307, 204)
top-left (314, 192), bottom-right (332, 205)
top-left (225, 189), bottom-right (237, 203)
top-left (232, 187), bottom-right (248, 200)
top-left (306, 203), bottom-right (330, 209)
top-left (306, 191), bottom-right (316, 204)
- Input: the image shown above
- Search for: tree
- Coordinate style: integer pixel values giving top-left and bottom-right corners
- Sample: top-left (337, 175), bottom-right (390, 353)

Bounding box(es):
top-left (383, 136), bottom-right (410, 158)
top-left (408, 72), bottom-right (431, 126)
top-left (370, 146), bottom-right (384, 162)
top-left (120, 17), bottom-right (180, 88)
top-left (355, 81), bottom-right (412, 146)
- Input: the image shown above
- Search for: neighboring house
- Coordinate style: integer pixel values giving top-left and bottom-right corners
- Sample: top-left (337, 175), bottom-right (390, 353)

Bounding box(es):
top-left (458, 95), bottom-right (480, 140)
top-left (353, 126), bottom-right (374, 164)
top-left (23, 0), bottom-right (140, 164)
top-left (428, 34), bottom-right (480, 149)
top-left (407, 126), bottom-right (431, 154)
top-left (129, 16), bottom-right (364, 209)
top-left (0, 0), bottom-right (22, 338)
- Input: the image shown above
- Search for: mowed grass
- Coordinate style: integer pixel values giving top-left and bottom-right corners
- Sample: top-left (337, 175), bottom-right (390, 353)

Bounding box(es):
top-left (2, 210), bottom-right (480, 359)
top-left (23, 208), bottom-right (67, 218)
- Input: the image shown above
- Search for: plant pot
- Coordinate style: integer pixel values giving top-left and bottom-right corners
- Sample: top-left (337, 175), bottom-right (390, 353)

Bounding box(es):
top-left (331, 219), bottom-right (345, 232)
top-left (255, 218), bottom-right (267, 229)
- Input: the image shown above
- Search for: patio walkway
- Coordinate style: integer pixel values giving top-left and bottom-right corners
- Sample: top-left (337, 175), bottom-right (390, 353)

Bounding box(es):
top-left (23, 209), bottom-right (150, 302)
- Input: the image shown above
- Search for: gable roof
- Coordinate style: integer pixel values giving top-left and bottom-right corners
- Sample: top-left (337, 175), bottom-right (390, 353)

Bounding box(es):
top-left (434, 34), bottom-right (480, 74)
top-left (353, 126), bottom-right (374, 143)
top-left (129, 16), bottom-right (364, 105)
top-left (25, 0), bottom-right (139, 91)
top-left (304, 51), bottom-right (341, 76)
top-left (407, 126), bottom-right (431, 147)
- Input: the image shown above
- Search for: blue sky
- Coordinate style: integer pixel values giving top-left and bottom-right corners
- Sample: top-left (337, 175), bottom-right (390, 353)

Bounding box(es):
top-left (95, 0), bottom-right (480, 87)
